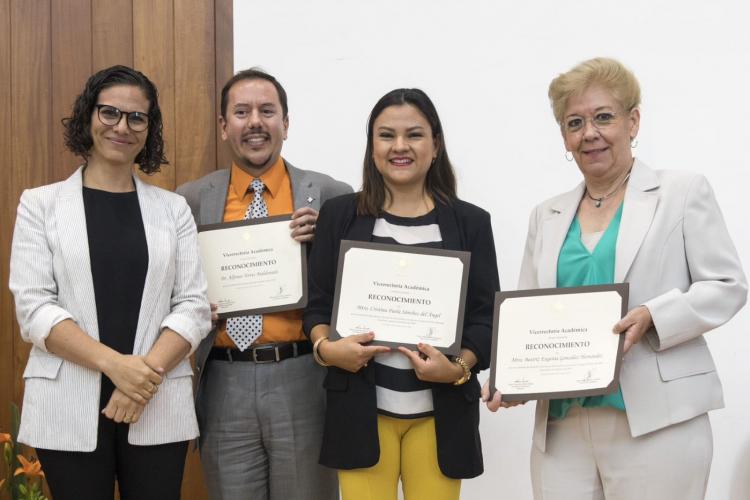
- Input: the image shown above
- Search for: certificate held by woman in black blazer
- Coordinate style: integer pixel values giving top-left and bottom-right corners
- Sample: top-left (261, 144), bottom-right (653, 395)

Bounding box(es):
top-left (304, 88), bottom-right (500, 500)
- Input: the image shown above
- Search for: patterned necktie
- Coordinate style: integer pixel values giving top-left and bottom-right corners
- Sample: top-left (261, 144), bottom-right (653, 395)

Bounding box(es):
top-left (226, 179), bottom-right (268, 351)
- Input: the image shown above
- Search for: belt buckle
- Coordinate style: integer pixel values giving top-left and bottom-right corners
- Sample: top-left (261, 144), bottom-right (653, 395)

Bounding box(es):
top-left (252, 345), bottom-right (280, 363)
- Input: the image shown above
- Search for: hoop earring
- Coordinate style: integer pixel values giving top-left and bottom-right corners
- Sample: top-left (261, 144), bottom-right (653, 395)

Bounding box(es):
top-left (630, 138), bottom-right (638, 149)
top-left (565, 151), bottom-right (574, 162)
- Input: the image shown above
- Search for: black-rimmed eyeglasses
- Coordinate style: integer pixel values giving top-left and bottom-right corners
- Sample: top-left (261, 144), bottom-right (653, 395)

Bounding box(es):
top-left (94, 104), bottom-right (150, 132)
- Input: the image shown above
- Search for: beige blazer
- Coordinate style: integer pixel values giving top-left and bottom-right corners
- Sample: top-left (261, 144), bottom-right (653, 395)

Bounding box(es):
top-left (519, 159), bottom-right (747, 451)
top-left (9, 167), bottom-right (211, 451)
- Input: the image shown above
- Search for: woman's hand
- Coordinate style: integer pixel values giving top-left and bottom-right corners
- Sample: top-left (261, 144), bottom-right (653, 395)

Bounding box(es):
top-left (613, 305), bottom-right (653, 354)
top-left (319, 332), bottom-right (390, 372)
top-left (102, 388), bottom-right (145, 424)
top-left (102, 354), bottom-right (163, 404)
top-left (481, 381), bottom-right (526, 411)
top-left (398, 343), bottom-right (464, 384)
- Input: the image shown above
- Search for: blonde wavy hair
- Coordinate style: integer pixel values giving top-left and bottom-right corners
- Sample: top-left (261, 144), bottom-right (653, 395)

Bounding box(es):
top-left (548, 57), bottom-right (641, 124)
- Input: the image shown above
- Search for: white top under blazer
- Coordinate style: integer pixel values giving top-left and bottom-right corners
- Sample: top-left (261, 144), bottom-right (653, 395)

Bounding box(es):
top-left (9, 167), bottom-right (211, 452)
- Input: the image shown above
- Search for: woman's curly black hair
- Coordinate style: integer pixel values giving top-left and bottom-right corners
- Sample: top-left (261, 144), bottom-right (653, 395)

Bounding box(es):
top-left (62, 65), bottom-right (168, 174)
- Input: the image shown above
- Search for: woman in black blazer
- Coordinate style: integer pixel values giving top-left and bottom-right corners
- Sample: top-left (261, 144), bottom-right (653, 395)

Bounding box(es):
top-left (304, 88), bottom-right (500, 500)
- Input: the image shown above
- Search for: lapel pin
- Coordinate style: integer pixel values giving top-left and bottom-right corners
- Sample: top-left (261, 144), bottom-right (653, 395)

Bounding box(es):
top-left (307, 196), bottom-right (315, 204)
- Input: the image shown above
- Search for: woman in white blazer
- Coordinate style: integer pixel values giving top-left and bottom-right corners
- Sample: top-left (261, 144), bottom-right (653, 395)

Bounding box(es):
top-left (483, 58), bottom-right (747, 499)
top-left (9, 66), bottom-right (211, 500)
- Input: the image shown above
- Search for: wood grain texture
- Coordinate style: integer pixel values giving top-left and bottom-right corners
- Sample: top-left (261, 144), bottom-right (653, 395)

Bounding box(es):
top-left (92, 0), bottom-right (133, 70)
top-left (0, 0), bottom-right (13, 435)
top-left (215, 0), bottom-right (234, 171)
top-left (10, 0), bottom-right (52, 408)
top-left (51, 0), bottom-right (92, 182)
top-left (133, 0), bottom-right (175, 190)
top-left (1, 2), bottom-right (232, 497)
top-left (175, 0), bottom-right (216, 186)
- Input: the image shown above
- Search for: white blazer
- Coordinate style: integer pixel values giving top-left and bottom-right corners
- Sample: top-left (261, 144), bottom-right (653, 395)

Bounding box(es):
top-left (519, 159), bottom-right (747, 451)
top-left (9, 167), bottom-right (211, 452)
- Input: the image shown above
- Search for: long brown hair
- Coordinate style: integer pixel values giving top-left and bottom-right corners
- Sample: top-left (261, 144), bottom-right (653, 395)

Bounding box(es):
top-left (357, 88), bottom-right (457, 216)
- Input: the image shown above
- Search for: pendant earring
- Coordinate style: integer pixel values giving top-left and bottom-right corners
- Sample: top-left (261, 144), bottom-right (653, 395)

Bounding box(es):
top-left (565, 151), bottom-right (574, 162)
top-left (630, 138), bottom-right (638, 148)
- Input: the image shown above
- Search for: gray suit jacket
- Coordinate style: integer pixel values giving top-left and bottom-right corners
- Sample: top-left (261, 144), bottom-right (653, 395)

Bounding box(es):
top-left (176, 160), bottom-right (353, 390)
top-left (10, 167), bottom-right (212, 451)
top-left (519, 159), bottom-right (747, 451)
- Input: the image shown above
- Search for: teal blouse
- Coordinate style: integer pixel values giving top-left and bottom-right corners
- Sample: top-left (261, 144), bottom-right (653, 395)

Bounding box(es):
top-left (549, 203), bottom-right (626, 419)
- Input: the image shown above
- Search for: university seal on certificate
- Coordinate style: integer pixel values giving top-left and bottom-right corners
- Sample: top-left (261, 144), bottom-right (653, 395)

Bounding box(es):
top-left (489, 284), bottom-right (628, 401)
top-left (330, 241), bottom-right (470, 355)
top-left (197, 215), bottom-right (307, 318)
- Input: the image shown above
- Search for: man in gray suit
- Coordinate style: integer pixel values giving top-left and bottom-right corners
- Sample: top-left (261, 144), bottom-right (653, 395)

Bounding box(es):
top-left (177, 68), bottom-right (351, 500)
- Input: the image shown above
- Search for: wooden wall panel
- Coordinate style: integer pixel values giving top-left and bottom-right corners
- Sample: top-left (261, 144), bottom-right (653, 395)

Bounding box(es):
top-left (10, 0), bottom-right (52, 408)
top-left (215, 0), bottom-right (234, 170)
top-left (175, 0), bottom-right (216, 186)
top-left (0, 0), bottom-right (13, 434)
top-left (51, 0), bottom-right (92, 181)
top-left (133, 0), bottom-right (175, 190)
top-left (92, 0), bottom-right (133, 70)
top-left (1, 1), bottom-right (232, 498)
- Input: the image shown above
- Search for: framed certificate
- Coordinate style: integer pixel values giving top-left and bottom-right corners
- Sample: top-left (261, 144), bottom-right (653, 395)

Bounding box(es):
top-left (197, 215), bottom-right (307, 318)
top-left (330, 240), bottom-right (470, 355)
top-left (489, 284), bottom-right (628, 401)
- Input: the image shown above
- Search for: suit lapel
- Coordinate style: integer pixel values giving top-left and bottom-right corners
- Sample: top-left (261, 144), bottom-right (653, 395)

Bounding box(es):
top-left (287, 161), bottom-right (321, 211)
top-left (615, 159), bottom-right (659, 282)
top-left (200, 169), bottom-right (230, 224)
top-left (55, 168), bottom-right (100, 339)
top-left (538, 184), bottom-right (583, 288)
top-left (435, 201), bottom-right (461, 251)
top-left (132, 176), bottom-right (171, 354)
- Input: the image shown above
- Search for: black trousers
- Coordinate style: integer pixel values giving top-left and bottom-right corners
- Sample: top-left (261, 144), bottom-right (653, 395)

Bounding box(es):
top-left (35, 380), bottom-right (188, 500)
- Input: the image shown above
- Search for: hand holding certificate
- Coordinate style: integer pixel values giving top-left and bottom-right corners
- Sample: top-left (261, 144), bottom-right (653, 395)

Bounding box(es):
top-left (330, 241), bottom-right (470, 355)
top-left (197, 215), bottom-right (307, 318)
top-left (489, 284), bottom-right (628, 401)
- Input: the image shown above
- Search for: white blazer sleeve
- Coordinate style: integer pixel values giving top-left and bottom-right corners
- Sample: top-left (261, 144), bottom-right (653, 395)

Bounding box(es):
top-left (9, 189), bottom-right (74, 352)
top-left (644, 174), bottom-right (748, 350)
top-left (158, 196), bottom-right (211, 354)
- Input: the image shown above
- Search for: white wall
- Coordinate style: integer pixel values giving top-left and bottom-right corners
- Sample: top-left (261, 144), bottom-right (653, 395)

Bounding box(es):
top-left (234, 1), bottom-right (750, 498)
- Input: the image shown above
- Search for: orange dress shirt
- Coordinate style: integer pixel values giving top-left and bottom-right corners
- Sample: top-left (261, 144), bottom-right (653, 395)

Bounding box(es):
top-left (213, 157), bottom-right (305, 347)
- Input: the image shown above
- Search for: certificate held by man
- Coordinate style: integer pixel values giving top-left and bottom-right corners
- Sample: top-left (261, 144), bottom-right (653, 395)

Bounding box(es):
top-left (330, 240), bottom-right (470, 355)
top-left (198, 214), bottom-right (307, 318)
top-left (489, 284), bottom-right (628, 401)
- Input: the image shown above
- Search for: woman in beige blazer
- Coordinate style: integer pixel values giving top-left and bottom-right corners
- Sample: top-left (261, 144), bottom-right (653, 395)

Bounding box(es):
top-left (484, 58), bottom-right (747, 499)
top-left (9, 66), bottom-right (210, 500)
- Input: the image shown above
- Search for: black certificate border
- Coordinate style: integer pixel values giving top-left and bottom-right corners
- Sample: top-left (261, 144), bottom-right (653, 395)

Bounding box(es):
top-left (198, 214), bottom-right (308, 318)
top-left (489, 283), bottom-right (629, 402)
top-left (329, 240), bottom-right (470, 356)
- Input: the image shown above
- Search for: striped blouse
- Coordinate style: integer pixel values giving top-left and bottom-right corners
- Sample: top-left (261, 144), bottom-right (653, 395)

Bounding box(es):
top-left (371, 209), bottom-right (442, 418)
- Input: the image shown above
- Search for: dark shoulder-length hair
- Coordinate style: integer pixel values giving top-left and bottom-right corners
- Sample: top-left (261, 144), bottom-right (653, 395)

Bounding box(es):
top-left (62, 65), bottom-right (168, 174)
top-left (358, 88), bottom-right (457, 216)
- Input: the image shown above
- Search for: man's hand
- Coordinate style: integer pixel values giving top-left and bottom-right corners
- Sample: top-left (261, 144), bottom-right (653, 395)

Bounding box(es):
top-left (290, 207), bottom-right (318, 242)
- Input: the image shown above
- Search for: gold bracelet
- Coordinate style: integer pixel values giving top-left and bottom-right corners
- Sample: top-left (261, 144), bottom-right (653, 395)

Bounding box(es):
top-left (313, 337), bottom-right (330, 367)
top-left (452, 356), bottom-right (471, 386)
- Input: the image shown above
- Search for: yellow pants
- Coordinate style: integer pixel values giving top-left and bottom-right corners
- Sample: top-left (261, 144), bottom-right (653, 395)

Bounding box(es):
top-left (338, 415), bottom-right (461, 500)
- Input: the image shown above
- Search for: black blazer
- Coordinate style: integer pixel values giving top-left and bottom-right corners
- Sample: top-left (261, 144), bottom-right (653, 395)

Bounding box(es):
top-left (303, 193), bottom-right (500, 479)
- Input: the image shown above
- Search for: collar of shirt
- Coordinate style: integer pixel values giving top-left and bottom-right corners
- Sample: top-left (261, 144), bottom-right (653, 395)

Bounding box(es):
top-left (229, 156), bottom-right (286, 201)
